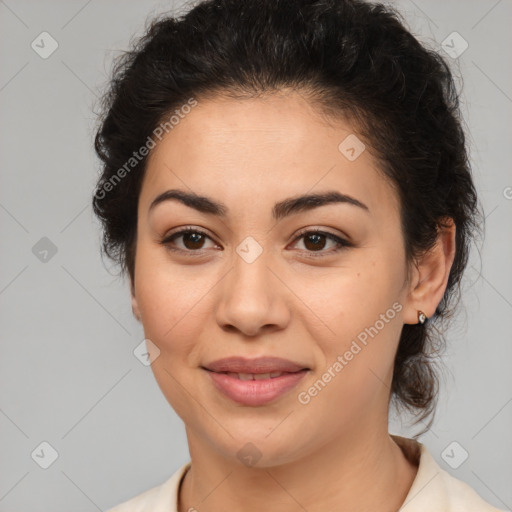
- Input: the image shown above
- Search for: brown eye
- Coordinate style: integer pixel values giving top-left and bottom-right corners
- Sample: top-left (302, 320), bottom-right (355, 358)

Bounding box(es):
top-left (181, 231), bottom-right (206, 250)
top-left (303, 232), bottom-right (327, 251)
top-left (160, 228), bottom-right (218, 254)
top-left (291, 229), bottom-right (352, 257)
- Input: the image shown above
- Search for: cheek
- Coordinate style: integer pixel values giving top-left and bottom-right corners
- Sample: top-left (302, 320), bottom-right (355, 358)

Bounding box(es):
top-left (301, 256), bottom-right (401, 335)
top-left (133, 246), bottom-right (208, 356)
top-left (133, 248), bottom-right (211, 419)
top-left (295, 296), bottom-right (403, 431)
top-left (297, 253), bottom-right (404, 390)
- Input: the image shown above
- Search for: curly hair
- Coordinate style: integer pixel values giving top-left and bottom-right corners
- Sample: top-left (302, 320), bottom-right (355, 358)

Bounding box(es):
top-left (92, 0), bottom-right (481, 432)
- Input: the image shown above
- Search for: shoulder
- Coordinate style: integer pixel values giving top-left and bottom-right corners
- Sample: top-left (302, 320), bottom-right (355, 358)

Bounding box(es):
top-left (435, 467), bottom-right (506, 512)
top-left (392, 435), bottom-right (506, 512)
top-left (105, 461), bottom-right (191, 512)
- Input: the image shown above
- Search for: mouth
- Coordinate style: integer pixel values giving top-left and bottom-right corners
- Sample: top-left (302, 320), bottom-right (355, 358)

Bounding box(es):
top-left (202, 367), bottom-right (309, 406)
top-left (202, 355), bottom-right (310, 374)
top-left (202, 368), bottom-right (307, 380)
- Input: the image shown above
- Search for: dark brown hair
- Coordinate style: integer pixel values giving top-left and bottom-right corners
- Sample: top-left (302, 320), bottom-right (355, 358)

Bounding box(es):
top-left (92, 0), bottom-right (481, 432)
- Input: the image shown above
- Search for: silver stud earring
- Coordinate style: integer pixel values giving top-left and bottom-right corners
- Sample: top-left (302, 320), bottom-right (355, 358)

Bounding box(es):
top-left (418, 310), bottom-right (427, 324)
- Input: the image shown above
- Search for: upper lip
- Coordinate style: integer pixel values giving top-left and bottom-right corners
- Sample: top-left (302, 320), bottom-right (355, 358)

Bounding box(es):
top-left (202, 356), bottom-right (309, 374)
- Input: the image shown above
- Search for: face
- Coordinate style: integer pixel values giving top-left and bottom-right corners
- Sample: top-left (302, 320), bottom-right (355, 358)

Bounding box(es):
top-left (131, 91), bottom-right (412, 466)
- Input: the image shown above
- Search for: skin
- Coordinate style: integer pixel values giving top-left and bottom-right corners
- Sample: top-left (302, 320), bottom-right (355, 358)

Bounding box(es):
top-left (130, 90), bottom-right (456, 512)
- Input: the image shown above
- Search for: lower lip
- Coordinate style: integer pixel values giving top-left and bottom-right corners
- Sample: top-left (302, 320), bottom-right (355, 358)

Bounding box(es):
top-left (205, 369), bottom-right (308, 406)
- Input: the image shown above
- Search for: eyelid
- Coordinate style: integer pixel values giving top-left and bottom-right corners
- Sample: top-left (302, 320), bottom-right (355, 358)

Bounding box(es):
top-left (159, 226), bottom-right (220, 253)
top-left (162, 225), bottom-right (215, 241)
top-left (291, 226), bottom-right (351, 244)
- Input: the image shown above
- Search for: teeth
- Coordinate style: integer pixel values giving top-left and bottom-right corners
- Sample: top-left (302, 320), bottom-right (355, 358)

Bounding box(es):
top-left (254, 373), bottom-right (271, 380)
top-left (225, 372), bottom-right (286, 380)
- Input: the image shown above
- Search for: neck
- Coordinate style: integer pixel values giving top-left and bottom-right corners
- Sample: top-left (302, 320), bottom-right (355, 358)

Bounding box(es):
top-left (178, 426), bottom-right (419, 512)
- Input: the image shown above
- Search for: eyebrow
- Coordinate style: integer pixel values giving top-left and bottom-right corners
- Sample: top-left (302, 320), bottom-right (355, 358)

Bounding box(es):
top-left (148, 188), bottom-right (369, 221)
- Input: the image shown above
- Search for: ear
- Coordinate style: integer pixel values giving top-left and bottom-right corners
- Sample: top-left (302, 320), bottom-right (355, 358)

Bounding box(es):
top-left (402, 218), bottom-right (456, 325)
top-left (130, 279), bottom-right (142, 322)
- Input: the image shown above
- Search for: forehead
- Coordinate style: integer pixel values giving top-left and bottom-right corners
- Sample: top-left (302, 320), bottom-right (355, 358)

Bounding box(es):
top-left (140, 93), bottom-right (400, 220)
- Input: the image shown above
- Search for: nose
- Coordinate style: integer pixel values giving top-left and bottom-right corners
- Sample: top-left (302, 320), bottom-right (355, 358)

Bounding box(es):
top-left (214, 247), bottom-right (291, 337)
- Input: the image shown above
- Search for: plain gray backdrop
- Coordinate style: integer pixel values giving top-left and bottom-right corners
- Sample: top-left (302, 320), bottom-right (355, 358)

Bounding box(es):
top-left (1, 0), bottom-right (511, 510)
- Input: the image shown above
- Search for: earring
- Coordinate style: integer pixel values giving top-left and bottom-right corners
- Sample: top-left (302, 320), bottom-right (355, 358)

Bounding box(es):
top-left (417, 311), bottom-right (427, 324)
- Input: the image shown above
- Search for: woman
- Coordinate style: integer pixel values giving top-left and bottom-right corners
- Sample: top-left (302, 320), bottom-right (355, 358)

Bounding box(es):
top-left (92, 0), bottom-right (504, 510)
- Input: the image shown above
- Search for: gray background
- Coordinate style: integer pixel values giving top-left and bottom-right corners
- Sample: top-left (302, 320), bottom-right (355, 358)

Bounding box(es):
top-left (0, 0), bottom-right (511, 510)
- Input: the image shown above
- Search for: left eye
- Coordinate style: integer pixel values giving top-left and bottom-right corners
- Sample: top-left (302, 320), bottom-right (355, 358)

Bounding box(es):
top-left (290, 229), bottom-right (351, 256)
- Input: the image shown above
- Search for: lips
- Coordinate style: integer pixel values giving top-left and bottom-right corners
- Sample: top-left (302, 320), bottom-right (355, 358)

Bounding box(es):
top-left (202, 356), bottom-right (309, 374)
top-left (205, 369), bottom-right (309, 406)
top-left (202, 356), bottom-right (310, 406)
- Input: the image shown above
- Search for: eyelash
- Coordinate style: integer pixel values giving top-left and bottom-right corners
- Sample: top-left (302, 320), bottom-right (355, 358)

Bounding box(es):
top-left (159, 226), bottom-right (352, 258)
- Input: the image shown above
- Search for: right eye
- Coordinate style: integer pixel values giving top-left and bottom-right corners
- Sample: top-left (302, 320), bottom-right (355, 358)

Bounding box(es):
top-left (159, 227), bottom-right (220, 254)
